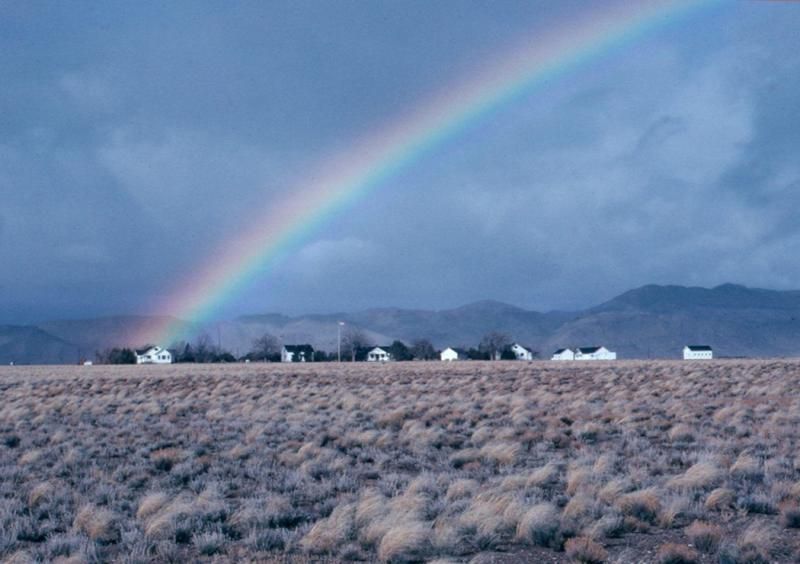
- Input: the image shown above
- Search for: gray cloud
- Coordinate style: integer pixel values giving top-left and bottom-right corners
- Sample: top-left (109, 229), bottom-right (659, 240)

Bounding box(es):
top-left (1, 1), bottom-right (800, 321)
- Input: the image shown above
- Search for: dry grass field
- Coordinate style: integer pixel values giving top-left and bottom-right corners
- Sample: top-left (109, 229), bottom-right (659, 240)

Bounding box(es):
top-left (2, 360), bottom-right (800, 563)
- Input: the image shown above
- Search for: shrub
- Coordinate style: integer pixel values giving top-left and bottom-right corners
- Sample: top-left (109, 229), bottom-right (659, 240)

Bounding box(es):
top-left (656, 542), bottom-right (699, 564)
top-left (704, 488), bottom-right (735, 512)
top-left (564, 536), bottom-right (608, 563)
top-left (668, 424), bottom-right (695, 443)
top-left (377, 521), bottom-right (431, 562)
top-left (616, 489), bottom-right (661, 523)
top-left (781, 504), bottom-right (800, 528)
top-left (192, 531), bottom-right (226, 555)
top-left (666, 462), bottom-right (723, 490)
top-left (730, 454), bottom-right (763, 482)
top-left (300, 502), bottom-right (355, 554)
top-left (73, 504), bottom-right (120, 544)
top-left (685, 520), bottom-right (722, 553)
top-left (516, 503), bottom-right (561, 548)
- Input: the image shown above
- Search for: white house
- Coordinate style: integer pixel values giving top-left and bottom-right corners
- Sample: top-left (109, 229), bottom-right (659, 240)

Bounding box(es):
top-left (366, 346), bottom-right (391, 362)
top-left (281, 344), bottom-right (314, 363)
top-left (574, 346), bottom-right (617, 361)
top-left (510, 343), bottom-right (534, 361)
top-left (441, 347), bottom-right (467, 361)
top-left (551, 348), bottom-right (575, 361)
top-left (683, 345), bottom-right (713, 360)
top-left (135, 346), bottom-right (173, 365)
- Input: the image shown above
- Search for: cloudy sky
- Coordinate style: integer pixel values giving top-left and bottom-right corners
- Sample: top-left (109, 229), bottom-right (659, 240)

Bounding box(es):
top-left (2, 1), bottom-right (800, 323)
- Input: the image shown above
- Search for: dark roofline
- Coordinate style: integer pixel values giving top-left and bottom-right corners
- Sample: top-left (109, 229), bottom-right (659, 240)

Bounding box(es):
top-left (283, 344), bottom-right (314, 352)
top-left (685, 345), bottom-right (713, 351)
top-left (578, 346), bottom-right (601, 353)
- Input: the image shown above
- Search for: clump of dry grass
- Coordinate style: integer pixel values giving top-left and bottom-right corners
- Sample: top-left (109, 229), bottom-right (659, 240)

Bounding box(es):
top-left (516, 503), bottom-right (561, 548)
top-left (685, 520), bottom-right (722, 553)
top-left (616, 489), bottom-right (661, 523)
top-left (564, 536), bottom-right (608, 563)
top-left (656, 542), bottom-right (699, 564)
top-left (301, 502), bottom-right (355, 554)
top-left (73, 504), bottom-right (120, 544)
top-left (704, 487), bottom-right (736, 512)
top-left (667, 461), bottom-right (723, 490)
top-left (377, 521), bottom-right (431, 562)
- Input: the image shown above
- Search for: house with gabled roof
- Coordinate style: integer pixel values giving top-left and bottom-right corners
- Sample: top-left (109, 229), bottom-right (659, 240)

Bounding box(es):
top-left (281, 344), bottom-right (314, 363)
top-left (574, 346), bottom-right (616, 360)
top-left (366, 346), bottom-right (391, 362)
top-left (510, 343), bottom-right (534, 361)
top-left (135, 346), bottom-right (173, 365)
top-left (441, 347), bottom-right (468, 361)
top-left (683, 345), bottom-right (712, 360)
top-left (551, 348), bottom-right (575, 361)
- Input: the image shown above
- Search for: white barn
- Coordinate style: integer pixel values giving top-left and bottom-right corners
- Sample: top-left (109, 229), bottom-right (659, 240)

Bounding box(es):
top-left (575, 346), bottom-right (616, 361)
top-left (510, 343), bottom-right (534, 361)
top-left (366, 346), bottom-right (391, 362)
top-left (441, 347), bottom-right (467, 361)
top-left (683, 345), bottom-right (713, 360)
top-left (135, 346), bottom-right (173, 365)
top-left (551, 348), bottom-right (575, 361)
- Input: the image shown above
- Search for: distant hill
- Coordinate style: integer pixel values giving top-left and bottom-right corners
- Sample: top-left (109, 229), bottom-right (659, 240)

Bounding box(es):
top-left (4, 284), bottom-right (800, 364)
top-left (0, 325), bottom-right (78, 365)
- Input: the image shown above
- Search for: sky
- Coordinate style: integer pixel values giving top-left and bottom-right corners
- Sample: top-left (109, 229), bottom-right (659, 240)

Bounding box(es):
top-left (2, 1), bottom-right (800, 323)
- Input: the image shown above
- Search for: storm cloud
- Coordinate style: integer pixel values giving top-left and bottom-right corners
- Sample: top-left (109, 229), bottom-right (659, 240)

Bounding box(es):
top-left (1, 1), bottom-right (799, 322)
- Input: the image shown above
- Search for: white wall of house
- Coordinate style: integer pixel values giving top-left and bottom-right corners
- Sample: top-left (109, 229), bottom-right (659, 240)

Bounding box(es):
top-left (575, 346), bottom-right (616, 360)
top-left (281, 346), bottom-right (312, 363)
top-left (683, 346), bottom-right (713, 360)
top-left (551, 348), bottom-right (575, 361)
top-left (136, 346), bottom-right (172, 365)
top-left (367, 347), bottom-right (391, 362)
top-left (510, 343), bottom-right (533, 360)
top-left (441, 347), bottom-right (460, 361)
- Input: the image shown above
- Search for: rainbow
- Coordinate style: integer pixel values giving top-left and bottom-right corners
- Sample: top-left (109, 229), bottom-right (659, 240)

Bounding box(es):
top-left (135, 0), bottom-right (721, 347)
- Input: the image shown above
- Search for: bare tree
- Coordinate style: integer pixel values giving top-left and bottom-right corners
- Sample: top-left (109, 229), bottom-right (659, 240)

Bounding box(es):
top-left (341, 327), bottom-right (372, 362)
top-left (479, 331), bottom-right (512, 361)
top-left (251, 333), bottom-right (280, 361)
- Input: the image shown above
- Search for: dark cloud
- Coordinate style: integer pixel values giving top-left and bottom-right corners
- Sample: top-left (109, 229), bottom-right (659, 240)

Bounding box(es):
top-left (1, 1), bottom-right (800, 322)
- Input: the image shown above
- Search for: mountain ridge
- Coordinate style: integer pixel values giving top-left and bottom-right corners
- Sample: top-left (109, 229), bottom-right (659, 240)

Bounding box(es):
top-left (3, 283), bottom-right (800, 364)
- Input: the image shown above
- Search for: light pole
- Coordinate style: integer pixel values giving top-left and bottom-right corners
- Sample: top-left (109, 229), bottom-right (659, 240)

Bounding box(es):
top-left (338, 321), bottom-right (345, 362)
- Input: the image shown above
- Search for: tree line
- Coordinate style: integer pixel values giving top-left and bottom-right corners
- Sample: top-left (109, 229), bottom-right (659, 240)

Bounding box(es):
top-left (95, 328), bottom-right (536, 364)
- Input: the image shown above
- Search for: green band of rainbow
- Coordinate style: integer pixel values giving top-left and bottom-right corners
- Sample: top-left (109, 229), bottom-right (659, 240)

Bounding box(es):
top-left (135, 0), bottom-right (721, 347)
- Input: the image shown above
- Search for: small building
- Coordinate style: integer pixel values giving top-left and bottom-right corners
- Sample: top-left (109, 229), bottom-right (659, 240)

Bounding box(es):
top-left (551, 348), bottom-right (575, 361)
top-left (366, 346), bottom-right (391, 362)
top-left (510, 343), bottom-right (534, 361)
top-left (281, 344), bottom-right (314, 363)
top-left (135, 346), bottom-right (173, 365)
top-left (683, 345), bottom-right (713, 360)
top-left (441, 347), bottom-right (467, 362)
top-left (575, 346), bottom-right (617, 361)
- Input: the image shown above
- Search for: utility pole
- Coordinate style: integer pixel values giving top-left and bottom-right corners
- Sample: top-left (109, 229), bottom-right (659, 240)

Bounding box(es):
top-left (338, 321), bottom-right (345, 362)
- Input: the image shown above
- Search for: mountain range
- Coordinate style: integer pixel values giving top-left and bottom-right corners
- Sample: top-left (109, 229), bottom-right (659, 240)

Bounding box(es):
top-left (3, 283), bottom-right (800, 364)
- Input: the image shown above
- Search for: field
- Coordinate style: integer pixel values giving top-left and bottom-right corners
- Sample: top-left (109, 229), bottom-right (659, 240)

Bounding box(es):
top-left (2, 360), bottom-right (800, 563)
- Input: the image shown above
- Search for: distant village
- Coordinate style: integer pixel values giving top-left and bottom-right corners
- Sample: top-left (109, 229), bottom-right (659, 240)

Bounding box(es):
top-left (123, 335), bottom-right (714, 366)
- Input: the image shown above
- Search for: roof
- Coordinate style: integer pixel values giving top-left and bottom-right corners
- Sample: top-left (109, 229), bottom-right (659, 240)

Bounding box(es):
top-left (553, 348), bottom-right (571, 354)
top-left (685, 345), bottom-right (712, 351)
top-left (511, 343), bottom-right (531, 351)
top-left (283, 344), bottom-right (314, 353)
top-left (578, 346), bottom-right (601, 354)
top-left (368, 346), bottom-right (390, 353)
top-left (135, 346), bottom-right (161, 355)
top-left (443, 347), bottom-right (468, 355)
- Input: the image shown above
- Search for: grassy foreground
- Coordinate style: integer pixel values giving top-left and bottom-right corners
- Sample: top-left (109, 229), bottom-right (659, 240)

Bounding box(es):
top-left (1, 360), bottom-right (800, 562)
